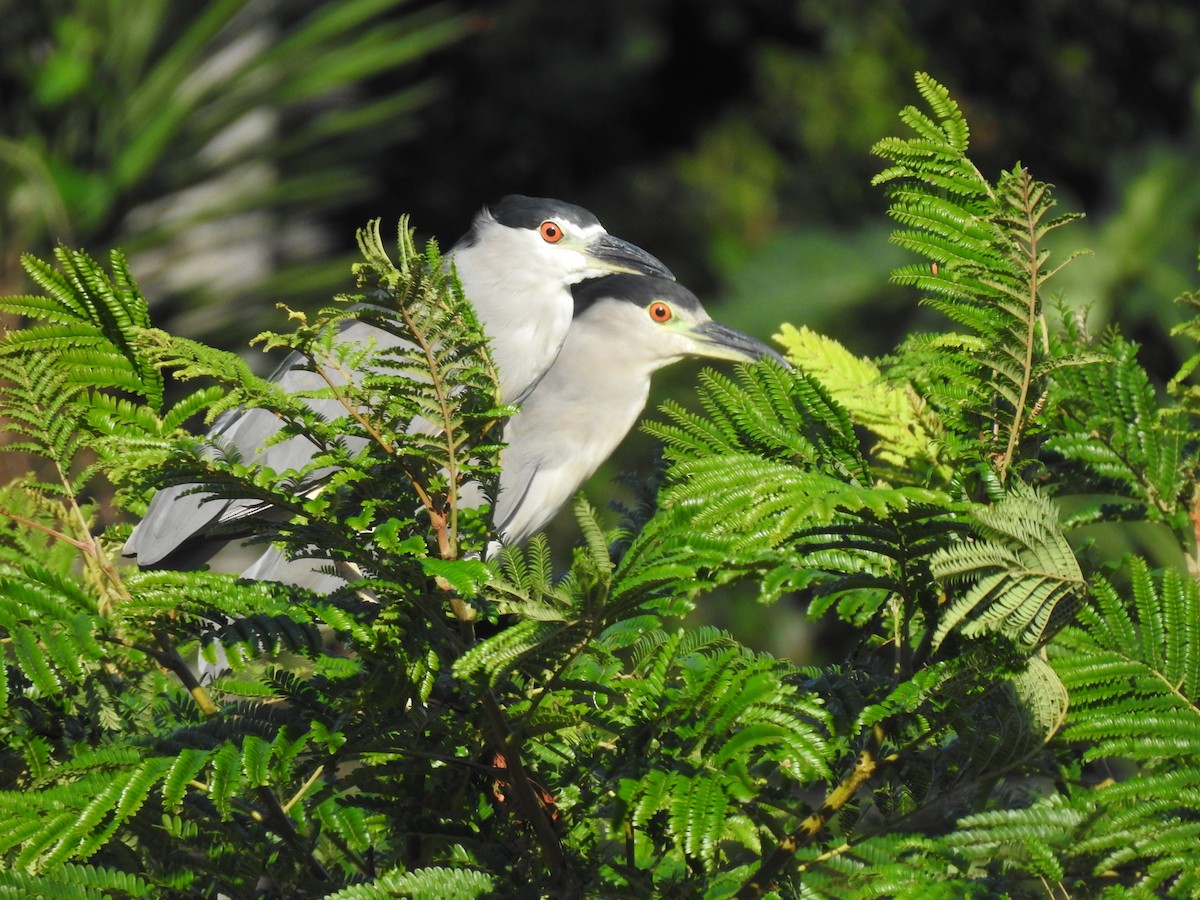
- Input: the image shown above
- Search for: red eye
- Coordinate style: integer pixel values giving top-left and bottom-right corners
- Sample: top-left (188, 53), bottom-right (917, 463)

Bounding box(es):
top-left (649, 302), bottom-right (672, 323)
top-left (539, 221), bottom-right (563, 243)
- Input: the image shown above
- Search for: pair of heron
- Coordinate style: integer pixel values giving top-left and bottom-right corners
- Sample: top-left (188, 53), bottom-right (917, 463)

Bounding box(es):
top-left (125, 196), bottom-right (782, 585)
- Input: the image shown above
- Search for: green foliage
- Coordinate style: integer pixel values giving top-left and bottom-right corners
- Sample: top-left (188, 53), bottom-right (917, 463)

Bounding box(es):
top-left (321, 866), bottom-right (495, 899)
top-left (773, 322), bottom-right (949, 480)
top-left (1054, 557), bottom-right (1200, 765)
top-left (1, 72), bottom-right (1199, 897)
top-left (0, 0), bottom-right (466, 344)
top-left (1045, 324), bottom-right (1193, 533)
top-left (929, 480), bottom-right (1085, 648)
top-left (873, 72), bottom-right (1089, 480)
top-left (803, 557), bottom-right (1200, 898)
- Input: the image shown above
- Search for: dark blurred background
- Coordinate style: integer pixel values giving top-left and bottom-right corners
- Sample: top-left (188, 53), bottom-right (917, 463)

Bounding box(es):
top-left (4, 0), bottom-right (1199, 659)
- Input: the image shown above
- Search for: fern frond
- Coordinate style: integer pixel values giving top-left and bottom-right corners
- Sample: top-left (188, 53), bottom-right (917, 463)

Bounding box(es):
top-left (0, 862), bottom-right (155, 898)
top-left (573, 494), bottom-right (615, 579)
top-left (454, 618), bottom-right (590, 687)
top-left (1045, 330), bottom-right (1189, 530)
top-left (875, 74), bottom-right (1084, 478)
top-left (321, 866), bottom-right (495, 899)
top-left (0, 758), bottom-right (172, 873)
top-left (1074, 769), bottom-right (1200, 893)
top-left (5, 95), bottom-right (1197, 895)
top-left (453, 626), bottom-right (836, 892)
top-left (941, 793), bottom-right (1084, 882)
top-left (0, 563), bottom-right (108, 707)
top-left (4, 248), bottom-right (163, 406)
top-left (872, 73), bottom-right (990, 201)
top-left (774, 323), bottom-right (949, 480)
top-left (1052, 556), bottom-right (1199, 762)
top-left (647, 361), bottom-right (865, 482)
top-left (930, 479), bottom-right (1084, 648)
top-left (0, 346), bottom-right (88, 468)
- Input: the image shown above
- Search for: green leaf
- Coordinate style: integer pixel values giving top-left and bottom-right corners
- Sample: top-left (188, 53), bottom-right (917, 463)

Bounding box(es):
top-left (931, 479), bottom-right (1084, 648)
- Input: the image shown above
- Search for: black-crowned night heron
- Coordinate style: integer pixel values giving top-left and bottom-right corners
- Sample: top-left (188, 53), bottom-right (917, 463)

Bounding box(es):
top-left (492, 274), bottom-right (785, 544)
top-left (125, 196), bottom-right (671, 568)
top-left (239, 273), bottom-right (785, 589)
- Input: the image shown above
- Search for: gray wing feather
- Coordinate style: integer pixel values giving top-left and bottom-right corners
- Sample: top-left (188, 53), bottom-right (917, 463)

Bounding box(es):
top-left (240, 545), bottom-right (349, 594)
top-left (490, 438), bottom-right (548, 546)
top-left (125, 318), bottom-right (404, 566)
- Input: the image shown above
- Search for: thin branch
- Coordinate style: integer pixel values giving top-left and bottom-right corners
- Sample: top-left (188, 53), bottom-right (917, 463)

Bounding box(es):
top-left (479, 689), bottom-right (579, 897)
top-left (254, 786), bottom-right (332, 883)
top-left (53, 458), bottom-right (130, 616)
top-left (185, 778), bottom-right (334, 881)
top-left (311, 349), bottom-right (394, 454)
top-left (154, 631), bottom-right (220, 720)
top-left (735, 725), bottom-right (887, 899)
top-left (399, 295), bottom-right (463, 550)
top-left (282, 765), bottom-right (325, 814)
top-left (0, 506), bottom-right (93, 551)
